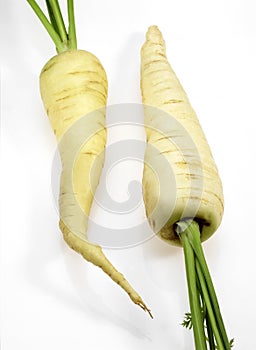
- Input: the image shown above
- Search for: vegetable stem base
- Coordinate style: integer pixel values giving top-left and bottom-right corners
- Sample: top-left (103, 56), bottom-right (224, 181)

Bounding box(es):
top-left (176, 219), bottom-right (233, 350)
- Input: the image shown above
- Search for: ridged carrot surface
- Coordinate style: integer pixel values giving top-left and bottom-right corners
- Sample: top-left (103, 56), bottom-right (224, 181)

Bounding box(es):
top-left (27, 0), bottom-right (151, 316)
top-left (141, 26), bottom-right (224, 245)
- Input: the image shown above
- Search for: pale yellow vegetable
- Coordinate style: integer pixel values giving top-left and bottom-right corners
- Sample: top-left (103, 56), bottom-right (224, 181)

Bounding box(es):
top-left (27, 0), bottom-right (151, 315)
top-left (40, 49), bottom-right (151, 316)
top-left (141, 26), bottom-right (224, 245)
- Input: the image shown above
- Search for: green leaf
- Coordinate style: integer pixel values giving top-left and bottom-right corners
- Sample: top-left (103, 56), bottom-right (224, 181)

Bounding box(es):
top-left (181, 312), bottom-right (193, 329)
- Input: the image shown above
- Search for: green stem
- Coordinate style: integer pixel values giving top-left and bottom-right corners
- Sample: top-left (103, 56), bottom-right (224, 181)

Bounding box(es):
top-left (26, 0), bottom-right (65, 52)
top-left (47, 0), bottom-right (68, 44)
top-left (178, 220), bottom-right (232, 350)
top-left (68, 0), bottom-right (77, 49)
top-left (196, 271), bottom-right (215, 349)
top-left (180, 232), bottom-right (207, 350)
top-left (46, 0), bottom-right (60, 36)
top-left (206, 310), bottom-right (215, 350)
top-left (196, 259), bottom-right (224, 349)
top-left (26, 0), bottom-right (77, 53)
top-left (186, 224), bottom-right (230, 348)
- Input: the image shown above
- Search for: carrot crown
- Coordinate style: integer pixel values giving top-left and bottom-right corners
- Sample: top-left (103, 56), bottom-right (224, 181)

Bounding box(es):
top-left (27, 0), bottom-right (77, 53)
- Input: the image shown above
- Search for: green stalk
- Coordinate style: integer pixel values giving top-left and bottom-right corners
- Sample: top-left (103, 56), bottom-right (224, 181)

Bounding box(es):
top-left (196, 259), bottom-right (224, 349)
top-left (26, 0), bottom-right (65, 52)
top-left (68, 0), bottom-right (77, 49)
top-left (177, 220), bottom-right (232, 350)
top-left (46, 0), bottom-right (59, 36)
top-left (186, 224), bottom-right (230, 348)
top-left (196, 272), bottom-right (216, 349)
top-left (180, 232), bottom-right (207, 350)
top-left (26, 0), bottom-right (77, 53)
top-left (47, 0), bottom-right (68, 44)
top-left (206, 310), bottom-right (215, 350)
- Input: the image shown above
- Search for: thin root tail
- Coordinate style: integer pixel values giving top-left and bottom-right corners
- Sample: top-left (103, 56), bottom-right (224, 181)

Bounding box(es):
top-left (137, 300), bottom-right (153, 319)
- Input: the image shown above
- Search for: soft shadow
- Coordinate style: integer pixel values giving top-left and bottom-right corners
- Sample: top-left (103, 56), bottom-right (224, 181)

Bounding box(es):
top-left (63, 245), bottom-right (152, 341)
top-left (108, 31), bottom-right (144, 105)
top-left (25, 177), bottom-right (151, 342)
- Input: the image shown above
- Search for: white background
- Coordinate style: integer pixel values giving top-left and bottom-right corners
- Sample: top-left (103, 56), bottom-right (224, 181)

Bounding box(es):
top-left (1, 0), bottom-right (256, 349)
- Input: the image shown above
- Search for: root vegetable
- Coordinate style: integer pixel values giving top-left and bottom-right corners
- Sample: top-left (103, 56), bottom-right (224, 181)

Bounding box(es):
top-left (141, 25), bottom-right (224, 246)
top-left (141, 25), bottom-right (232, 348)
top-left (27, 0), bottom-right (151, 316)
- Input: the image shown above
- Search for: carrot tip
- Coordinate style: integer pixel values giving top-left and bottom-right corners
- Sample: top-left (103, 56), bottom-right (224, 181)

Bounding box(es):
top-left (146, 25), bottom-right (164, 46)
top-left (138, 301), bottom-right (154, 319)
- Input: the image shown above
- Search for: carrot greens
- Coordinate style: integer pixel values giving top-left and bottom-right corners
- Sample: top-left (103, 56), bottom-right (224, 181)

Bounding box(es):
top-left (176, 220), bottom-right (233, 349)
top-left (27, 0), bottom-right (77, 52)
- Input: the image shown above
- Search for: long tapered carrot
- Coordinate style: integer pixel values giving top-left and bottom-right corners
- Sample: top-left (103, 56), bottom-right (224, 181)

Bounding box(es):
top-left (141, 25), bottom-right (232, 348)
top-left (26, 0), bottom-right (151, 316)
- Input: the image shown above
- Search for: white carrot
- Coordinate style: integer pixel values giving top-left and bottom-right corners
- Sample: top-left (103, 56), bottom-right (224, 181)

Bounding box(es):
top-left (27, 0), bottom-right (151, 316)
top-left (141, 25), bottom-right (224, 246)
top-left (141, 25), bottom-right (232, 348)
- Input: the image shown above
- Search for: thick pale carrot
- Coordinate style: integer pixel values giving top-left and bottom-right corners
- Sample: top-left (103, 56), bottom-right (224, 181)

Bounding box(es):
top-left (27, 0), bottom-right (151, 316)
top-left (141, 25), bottom-right (224, 246)
top-left (140, 26), bottom-right (232, 348)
